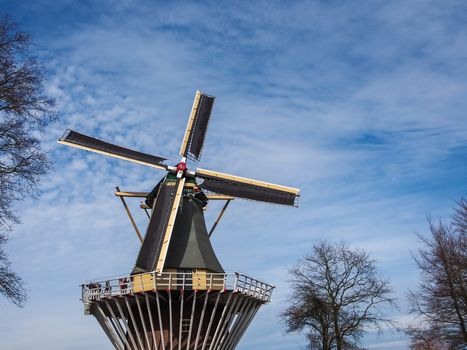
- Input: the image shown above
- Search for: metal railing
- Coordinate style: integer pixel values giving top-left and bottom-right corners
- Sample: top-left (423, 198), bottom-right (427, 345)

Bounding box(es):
top-left (81, 272), bottom-right (274, 303)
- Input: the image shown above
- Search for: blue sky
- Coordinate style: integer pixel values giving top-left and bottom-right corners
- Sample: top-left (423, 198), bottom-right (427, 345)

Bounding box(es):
top-left (1, 1), bottom-right (466, 349)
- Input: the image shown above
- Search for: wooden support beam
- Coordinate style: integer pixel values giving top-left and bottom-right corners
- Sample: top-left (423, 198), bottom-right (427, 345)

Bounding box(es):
top-left (114, 191), bottom-right (148, 198)
top-left (116, 186), bottom-right (143, 244)
top-left (119, 190), bottom-right (235, 201)
top-left (139, 194), bottom-right (235, 210)
top-left (206, 194), bottom-right (235, 200)
top-left (208, 199), bottom-right (231, 237)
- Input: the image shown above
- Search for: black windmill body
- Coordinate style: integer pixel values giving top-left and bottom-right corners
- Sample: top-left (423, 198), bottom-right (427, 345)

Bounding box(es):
top-left (59, 91), bottom-right (300, 350)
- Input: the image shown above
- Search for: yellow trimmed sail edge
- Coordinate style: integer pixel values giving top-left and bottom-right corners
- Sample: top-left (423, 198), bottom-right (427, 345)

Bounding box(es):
top-left (179, 90), bottom-right (202, 157)
top-left (155, 178), bottom-right (186, 272)
top-left (196, 168), bottom-right (300, 195)
top-left (57, 140), bottom-right (167, 171)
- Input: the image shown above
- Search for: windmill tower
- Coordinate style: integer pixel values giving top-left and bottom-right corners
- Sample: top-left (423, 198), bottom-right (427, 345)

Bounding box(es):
top-left (59, 91), bottom-right (300, 350)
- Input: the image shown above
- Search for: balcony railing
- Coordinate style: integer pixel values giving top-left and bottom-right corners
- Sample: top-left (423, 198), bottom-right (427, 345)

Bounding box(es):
top-left (81, 272), bottom-right (274, 303)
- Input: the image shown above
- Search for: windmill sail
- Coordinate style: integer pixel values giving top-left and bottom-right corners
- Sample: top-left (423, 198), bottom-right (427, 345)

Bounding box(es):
top-left (154, 177), bottom-right (186, 272)
top-left (196, 168), bottom-right (300, 206)
top-left (179, 91), bottom-right (215, 161)
top-left (59, 129), bottom-right (168, 170)
top-left (132, 179), bottom-right (180, 274)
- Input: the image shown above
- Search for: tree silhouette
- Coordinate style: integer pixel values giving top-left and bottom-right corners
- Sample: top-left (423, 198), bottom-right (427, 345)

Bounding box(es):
top-left (282, 241), bottom-right (395, 350)
top-left (0, 15), bottom-right (57, 306)
top-left (406, 197), bottom-right (467, 349)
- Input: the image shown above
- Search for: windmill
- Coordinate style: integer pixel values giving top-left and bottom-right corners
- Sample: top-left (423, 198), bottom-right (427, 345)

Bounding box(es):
top-left (59, 90), bottom-right (300, 350)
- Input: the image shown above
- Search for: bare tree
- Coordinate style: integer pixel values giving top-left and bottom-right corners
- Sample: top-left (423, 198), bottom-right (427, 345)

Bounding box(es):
top-left (0, 15), bottom-right (57, 306)
top-left (281, 241), bottom-right (395, 350)
top-left (406, 197), bottom-right (467, 349)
